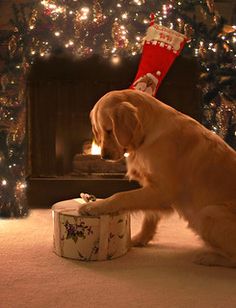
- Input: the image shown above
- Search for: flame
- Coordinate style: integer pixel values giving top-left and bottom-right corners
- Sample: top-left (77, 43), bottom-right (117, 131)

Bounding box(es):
top-left (90, 140), bottom-right (129, 157)
top-left (91, 140), bottom-right (101, 155)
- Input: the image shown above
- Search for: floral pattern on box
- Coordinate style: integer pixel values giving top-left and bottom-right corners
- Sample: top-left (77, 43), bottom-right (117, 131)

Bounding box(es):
top-left (52, 199), bottom-right (131, 261)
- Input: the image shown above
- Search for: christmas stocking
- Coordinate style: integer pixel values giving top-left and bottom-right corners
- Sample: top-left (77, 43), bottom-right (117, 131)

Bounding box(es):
top-left (130, 23), bottom-right (187, 96)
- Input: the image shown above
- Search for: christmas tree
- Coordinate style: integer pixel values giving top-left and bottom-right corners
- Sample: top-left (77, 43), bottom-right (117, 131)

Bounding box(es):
top-left (0, 0), bottom-right (235, 217)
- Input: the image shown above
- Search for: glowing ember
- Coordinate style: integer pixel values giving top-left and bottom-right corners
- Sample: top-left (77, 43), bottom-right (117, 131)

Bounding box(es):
top-left (91, 141), bottom-right (101, 155)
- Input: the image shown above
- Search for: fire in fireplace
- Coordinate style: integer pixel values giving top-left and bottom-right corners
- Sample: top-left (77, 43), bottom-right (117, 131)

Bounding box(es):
top-left (72, 140), bottom-right (126, 176)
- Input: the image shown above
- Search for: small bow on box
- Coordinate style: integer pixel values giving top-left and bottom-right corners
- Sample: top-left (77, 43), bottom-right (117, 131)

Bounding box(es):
top-left (80, 193), bottom-right (96, 203)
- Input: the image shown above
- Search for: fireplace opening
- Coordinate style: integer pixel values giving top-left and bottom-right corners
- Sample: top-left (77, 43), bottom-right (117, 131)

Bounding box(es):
top-left (27, 54), bottom-right (136, 178)
top-left (26, 53), bottom-right (201, 207)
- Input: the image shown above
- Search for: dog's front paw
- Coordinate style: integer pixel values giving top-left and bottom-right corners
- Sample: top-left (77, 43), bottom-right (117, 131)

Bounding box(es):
top-left (131, 233), bottom-right (150, 247)
top-left (79, 199), bottom-right (110, 216)
top-left (79, 203), bottom-right (99, 216)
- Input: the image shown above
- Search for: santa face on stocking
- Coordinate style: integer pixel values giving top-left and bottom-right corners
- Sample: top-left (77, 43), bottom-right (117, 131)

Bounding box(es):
top-left (133, 73), bottom-right (159, 96)
top-left (130, 24), bottom-right (187, 96)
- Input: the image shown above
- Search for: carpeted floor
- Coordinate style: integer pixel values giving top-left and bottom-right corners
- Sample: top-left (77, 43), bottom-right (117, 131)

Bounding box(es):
top-left (1, 209), bottom-right (236, 308)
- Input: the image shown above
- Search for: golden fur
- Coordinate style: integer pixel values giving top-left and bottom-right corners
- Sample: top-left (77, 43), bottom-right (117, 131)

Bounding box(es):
top-left (79, 89), bottom-right (236, 267)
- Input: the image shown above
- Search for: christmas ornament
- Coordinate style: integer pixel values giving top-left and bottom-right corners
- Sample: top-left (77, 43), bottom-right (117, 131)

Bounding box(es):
top-left (221, 25), bottom-right (236, 34)
top-left (22, 57), bottom-right (30, 75)
top-left (219, 96), bottom-right (236, 134)
top-left (29, 9), bottom-right (38, 30)
top-left (206, 0), bottom-right (215, 13)
top-left (93, 0), bottom-right (104, 25)
top-left (216, 105), bottom-right (231, 138)
top-left (184, 24), bottom-right (194, 41)
top-left (14, 179), bottom-right (27, 203)
top-left (0, 96), bottom-right (8, 106)
top-left (8, 35), bottom-right (17, 57)
top-left (130, 23), bottom-right (187, 96)
top-left (7, 108), bottom-right (26, 146)
top-left (0, 109), bottom-right (11, 131)
top-left (203, 105), bottom-right (214, 122)
top-left (177, 18), bottom-right (185, 32)
top-left (112, 21), bottom-right (129, 49)
top-left (199, 42), bottom-right (207, 57)
top-left (74, 9), bottom-right (82, 38)
top-left (102, 41), bottom-right (109, 54)
top-left (1, 74), bottom-right (9, 92)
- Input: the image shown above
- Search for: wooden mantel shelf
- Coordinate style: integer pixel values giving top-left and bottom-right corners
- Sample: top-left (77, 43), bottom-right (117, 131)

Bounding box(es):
top-left (27, 176), bottom-right (139, 209)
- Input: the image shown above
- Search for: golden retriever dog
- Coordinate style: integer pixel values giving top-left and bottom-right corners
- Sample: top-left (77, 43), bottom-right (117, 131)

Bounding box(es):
top-left (79, 89), bottom-right (236, 267)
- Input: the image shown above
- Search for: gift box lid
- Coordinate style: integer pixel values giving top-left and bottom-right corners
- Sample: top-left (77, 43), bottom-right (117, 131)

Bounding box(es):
top-left (53, 198), bottom-right (102, 217)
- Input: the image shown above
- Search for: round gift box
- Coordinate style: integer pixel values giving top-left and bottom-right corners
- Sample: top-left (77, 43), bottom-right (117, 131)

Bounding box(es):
top-left (52, 198), bottom-right (131, 261)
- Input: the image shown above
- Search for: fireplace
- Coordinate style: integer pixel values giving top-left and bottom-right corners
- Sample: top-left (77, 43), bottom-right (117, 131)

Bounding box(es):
top-left (26, 53), bottom-right (201, 208)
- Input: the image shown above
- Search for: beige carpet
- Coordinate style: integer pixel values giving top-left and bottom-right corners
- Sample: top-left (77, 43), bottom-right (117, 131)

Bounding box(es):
top-left (1, 209), bottom-right (236, 308)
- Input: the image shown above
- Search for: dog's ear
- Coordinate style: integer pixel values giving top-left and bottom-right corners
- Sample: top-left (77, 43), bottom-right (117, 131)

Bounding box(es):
top-left (111, 102), bottom-right (144, 150)
top-left (90, 108), bottom-right (100, 145)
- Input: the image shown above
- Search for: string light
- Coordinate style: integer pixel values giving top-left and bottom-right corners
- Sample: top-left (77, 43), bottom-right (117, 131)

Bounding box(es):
top-left (162, 5), bottom-right (168, 18)
top-left (111, 54), bottom-right (120, 64)
top-left (1, 179), bottom-right (7, 186)
top-left (133, 0), bottom-right (142, 5)
top-left (80, 7), bottom-right (90, 20)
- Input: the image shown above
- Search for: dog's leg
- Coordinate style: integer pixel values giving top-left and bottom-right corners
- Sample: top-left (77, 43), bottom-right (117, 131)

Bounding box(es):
top-left (193, 204), bottom-right (236, 268)
top-left (79, 186), bottom-right (171, 216)
top-left (131, 211), bottom-right (160, 247)
top-left (132, 207), bottom-right (174, 246)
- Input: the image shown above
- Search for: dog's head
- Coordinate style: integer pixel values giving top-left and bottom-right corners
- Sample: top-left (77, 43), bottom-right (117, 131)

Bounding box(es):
top-left (90, 97), bottom-right (144, 161)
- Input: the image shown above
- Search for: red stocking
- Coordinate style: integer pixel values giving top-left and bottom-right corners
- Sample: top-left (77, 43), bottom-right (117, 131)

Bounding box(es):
top-left (130, 24), bottom-right (187, 96)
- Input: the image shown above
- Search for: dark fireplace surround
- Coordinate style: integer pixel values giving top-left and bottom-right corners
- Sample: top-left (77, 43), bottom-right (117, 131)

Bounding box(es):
top-left (26, 53), bottom-right (201, 208)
